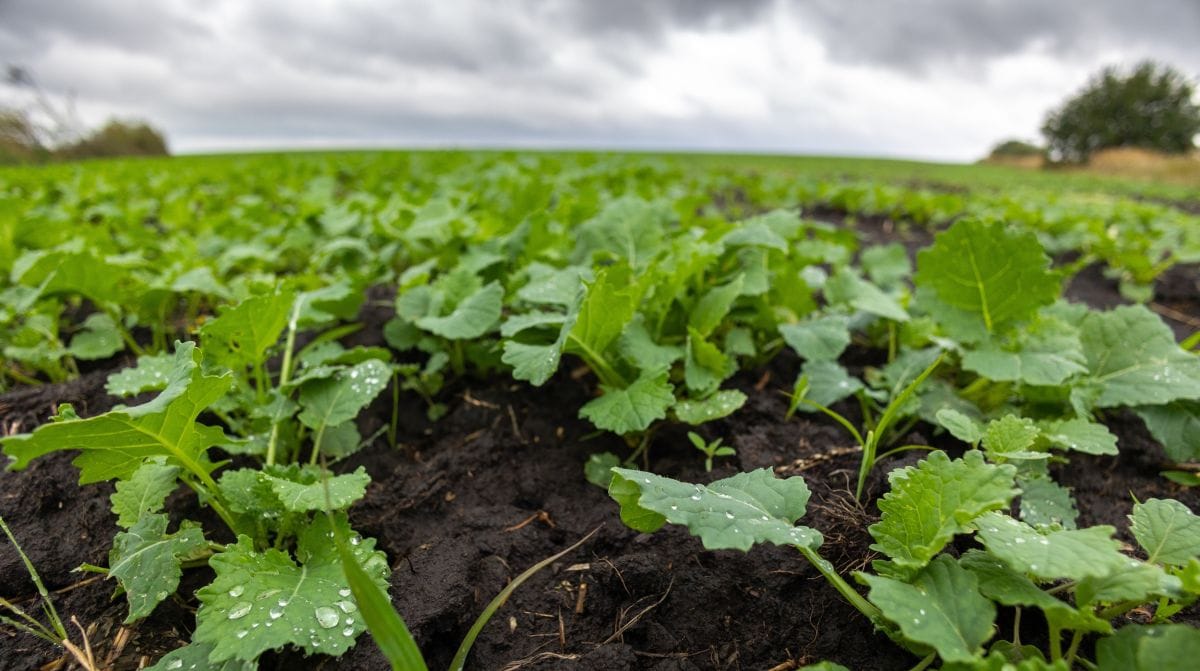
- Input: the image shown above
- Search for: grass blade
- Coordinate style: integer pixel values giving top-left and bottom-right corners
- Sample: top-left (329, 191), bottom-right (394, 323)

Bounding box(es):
top-left (450, 527), bottom-right (600, 671)
top-left (334, 534), bottom-right (427, 671)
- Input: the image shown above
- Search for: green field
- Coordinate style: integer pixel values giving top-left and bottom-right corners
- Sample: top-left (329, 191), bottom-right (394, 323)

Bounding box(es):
top-left (1, 151), bottom-right (1199, 670)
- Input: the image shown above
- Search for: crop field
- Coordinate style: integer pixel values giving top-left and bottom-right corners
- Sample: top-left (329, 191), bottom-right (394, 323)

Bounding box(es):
top-left (1, 151), bottom-right (1199, 670)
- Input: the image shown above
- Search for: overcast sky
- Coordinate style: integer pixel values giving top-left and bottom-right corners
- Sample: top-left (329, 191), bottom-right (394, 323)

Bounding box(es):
top-left (2, 0), bottom-right (1198, 161)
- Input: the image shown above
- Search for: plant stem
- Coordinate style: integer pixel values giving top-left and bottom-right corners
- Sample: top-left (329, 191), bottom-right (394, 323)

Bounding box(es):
top-left (797, 399), bottom-right (865, 447)
top-left (907, 653), bottom-right (936, 671)
top-left (1012, 606), bottom-right (1022, 646)
top-left (1048, 623), bottom-right (1063, 662)
top-left (857, 352), bottom-right (944, 500)
top-left (874, 444), bottom-right (936, 462)
top-left (795, 545), bottom-right (886, 629)
top-left (0, 516), bottom-right (66, 641)
top-left (1065, 629), bottom-right (1084, 665)
top-left (388, 370), bottom-right (400, 451)
top-left (266, 297), bottom-right (304, 466)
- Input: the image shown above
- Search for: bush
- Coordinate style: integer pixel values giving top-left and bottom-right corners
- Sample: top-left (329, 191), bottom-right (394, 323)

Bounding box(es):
top-left (0, 108), bottom-right (47, 164)
top-left (1042, 61), bottom-right (1200, 164)
top-left (57, 119), bottom-right (169, 160)
top-left (987, 139), bottom-right (1043, 159)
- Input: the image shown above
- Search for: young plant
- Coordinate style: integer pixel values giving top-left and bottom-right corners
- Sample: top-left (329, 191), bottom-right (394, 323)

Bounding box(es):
top-left (687, 431), bottom-right (735, 472)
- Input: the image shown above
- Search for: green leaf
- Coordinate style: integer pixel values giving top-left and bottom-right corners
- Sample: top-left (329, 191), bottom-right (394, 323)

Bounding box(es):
top-left (1075, 305), bottom-right (1200, 409)
top-left (1038, 418), bottom-right (1118, 456)
top-left (1075, 562), bottom-right (1180, 605)
top-left (568, 265), bottom-right (639, 357)
top-left (860, 555), bottom-right (995, 663)
top-left (982, 415), bottom-right (1046, 462)
top-left (688, 275), bottom-right (744, 337)
top-left (1130, 498), bottom-right (1200, 566)
top-left (961, 316), bottom-right (1087, 386)
top-left (1017, 477), bottom-right (1079, 530)
top-left (105, 352), bottom-right (178, 397)
top-left (67, 312), bottom-right (124, 360)
top-left (936, 408), bottom-right (984, 444)
top-left (684, 329), bottom-right (732, 395)
top-left (673, 390), bottom-right (747, 425)
top-left (798, 664), bottom-right (851, 671)
top-left (861, 243), bottom-right (911, 288)
top-left (794, 361), bottom-right (864, 411)
top-left (147, 643), bottom-right (255, 671)
top-left (1097, 624), bottom-right (1200, 671)
top-left (618, 315), bottom-right (684, 371)
top-left (297, 359), bottom-right (391, 430)
top-left (579, 372), bottom-right (675, 434)
top-left (200, 290), bottom-right (294, 369)
top-left (415, 280), bottom-right (502, 339)
top-left (110, 461), bottom-right (180, 529)
top-left (2, 344), bottom-right (230, 483)
top-left (915, 220), bottom-right (1058, 342)
top-left (108, 513), bottom-right (207, 623)
top-left (1134, 401), bottom-right (1200, 462)
top-left (575, 196), bottom-right (666, 270)
top-left (869, 451), bottom-right (1018, 570)
top-left (584, 452), bottom-right (621, 488)
top-left (780, 314), bottom-right (851, 362)
top-left (959, 550), bottom-right (1101, 632)
top-left (608, 467), bottom-right (822, 552)
top-left (194, 514), bottom-right (389, 663)
top-left (974, 512), bottom-right (1126, 580)
top-left (262, 466), bottom-right (371, 513)
top-left (825, 269), bottom-right (909, 322)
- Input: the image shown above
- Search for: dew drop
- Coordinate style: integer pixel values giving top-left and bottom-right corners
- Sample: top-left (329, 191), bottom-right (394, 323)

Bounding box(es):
top-left (336, 600), bottom-right (357, 614)
top-left (269, 605), bottom-right (284, 620)
top-left (690, 494), bottom-right (702, 501)
top-left (315, 606), bottom-right (340, 629)
top-left (227, 602), bottom-right (251, 620)
top-left (278, 598), bottom-right (290, 608)
top-left (338, 588), bottom-right (352, 598)
top-left (167, 660), bottom-right (183, 670)
top-left (235, 630), bottom-right (248, 639)
top-left (228, 585), bottom-right (245, 598)
top-left (725, 512), bottom-right (734, 519)
top-left (342, 626), bottom-right (355, 637)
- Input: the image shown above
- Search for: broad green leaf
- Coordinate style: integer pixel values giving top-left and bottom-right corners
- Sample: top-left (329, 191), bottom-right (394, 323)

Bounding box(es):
top-left (415, 281), bottom-right (502, 339)
top-left (673, 390), bottom-right (747, 424)
top-left (794, 361), bottom-right (863, 411)
top-left (618, 315), bottom-right (684, 371)
top-left (780, 314), bottom-right (851, 362)
top-left (500, 311), bottom-right (566, 338)
top-left (194, 514), bottom-right (388, 663)
top-left (1017, 477), bottom-right (1079, 530)
top-left (146, 642), bottom-right (255, 671)
top-left (961, 316), bottom-right (1086, 386)
top-left (936, 408), bottom-right (984, 444)
top-left (982, 415), bottom-right (1045, 462)
top-left (1134, 401), bottom-right (1200, 462)
top-left (1097, 624), bottom-right (1200, 671)
top-left (608, 468), bottom-right (821, 551)
top-left (262, 466), bottom-right (371, 513)
top-left (516, 263), bottom-right (589, 307)
top-left (200, 290), bottom-right (294, 369)
top-left (568, 265), bottom-right (639, 357)
top-left (13, 248), bottom-right (123, 305)
top-left (105, 352), bottom-right (177, 397)
top-left (579, 373), bottom-right (675, 434)
top-left (67, 312), bottom-right (124, 360)
top-left (574, 196), bottom-right (667, 270)
top-left (297, 359), bottom-right (390, 430)
top-left (825, 269), bottom-right (909, 322)
top-left (860, 555), bottom-right (995, 663)
top-left (915, 220), bottom-right (1058, 342)
top-left (974, 512), bottom-right (1126, 580)
top-left (1038, 418), bottom-right (1118, 456)
top-left (1130, 498), bottom-right (1200, 566)
top-left (797, 664), bottom-right (850, 671)
top-left (1075, 562), bottom-right (1181, 605)
top-left (109, 513), bottom-right (207, 623)
top-left (959, 551), bottom-right (1102, 632)
top-left (688, 275), bottom-right (743, 337)
top-left (584, 452), bottom-right (621, 488)
top-left (684, 329), bottom-right (732, 395)
top-left (2, 345), bottom-right (230, 483)
top-left (1075, 305), bottom-right (1200, 408)
top-left (110, 461), bottom-right (180, 529)
top-left (861, 243), bottom-right (911, 288)
top-left (869, 451), bottom-right (1018, 570)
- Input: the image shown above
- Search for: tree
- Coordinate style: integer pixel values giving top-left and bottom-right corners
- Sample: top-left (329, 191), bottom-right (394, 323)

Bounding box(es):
top-left (57, 119), bottom-right (169, 159)
top-left (1041, 61), bottom-right (1200, 164)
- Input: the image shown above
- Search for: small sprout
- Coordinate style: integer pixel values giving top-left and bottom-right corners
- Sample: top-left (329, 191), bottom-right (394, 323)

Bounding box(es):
top-left (687, 431), bottom-right (736, 472)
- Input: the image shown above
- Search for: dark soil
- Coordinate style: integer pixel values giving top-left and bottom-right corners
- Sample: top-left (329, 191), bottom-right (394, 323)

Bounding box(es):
top-left (2, 251), bottom-right (1200, 671)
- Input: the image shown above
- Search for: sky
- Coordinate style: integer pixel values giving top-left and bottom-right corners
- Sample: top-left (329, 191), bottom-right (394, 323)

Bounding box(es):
top-left (1, 0), bottom-right (1198, 162)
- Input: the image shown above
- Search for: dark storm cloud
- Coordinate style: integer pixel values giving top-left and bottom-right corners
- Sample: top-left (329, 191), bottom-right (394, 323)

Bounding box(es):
top-left (793, 0), bottom-right (1200, 73)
